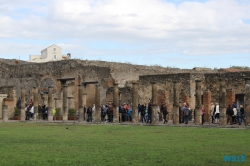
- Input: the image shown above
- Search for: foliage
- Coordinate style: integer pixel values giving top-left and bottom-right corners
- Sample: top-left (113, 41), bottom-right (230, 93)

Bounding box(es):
top-left (13, 107), bottom-right (21, 116)
top-left (55, 108), bottom-right (61, 116)
top-left (230, 66), bottom-right (250, 70)
top-left (0, 124), bottom-right (249, 166)
top-left (68, 108), bottom-right (76, 116)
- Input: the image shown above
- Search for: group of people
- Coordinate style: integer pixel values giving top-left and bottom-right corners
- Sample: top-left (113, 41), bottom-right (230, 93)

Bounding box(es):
top-left (138, 102), bottom-right (169, 124)
top-left (210, 102), bottom-right (246, 125)
top-left (226, 103), bottom-right (245, 125)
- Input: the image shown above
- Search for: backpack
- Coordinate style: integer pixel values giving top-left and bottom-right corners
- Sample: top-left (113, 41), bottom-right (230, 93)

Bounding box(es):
top-left (184, 108), bottom-right (189, 116)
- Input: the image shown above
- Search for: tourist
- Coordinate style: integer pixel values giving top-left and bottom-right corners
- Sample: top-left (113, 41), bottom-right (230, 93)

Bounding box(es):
top-left (30, 105), bottom-right (34, 119)
top-left (101, 105), bottom-right (106, 122)
top-left (128, 106), bottom-right (132, 122)
top-left (162, 103), bottom-right (168, 124)
top-left (87, 106), bottom-right (92, 122)
top-left (25, 105), bottom-right (30, 120)
top-left (240, 105), bottom-right (245, 124)
top-left (182, 102), bottom-right (190, 124)
top-left (83, 104), bottom-right (86, 121)
top-left (214, 103), bottom-right (220, 124)
top-left (52, 108), bottom-right (56, 120)
top-left (109, 103), bottom-right (114, 122)
top-left (43, 106), bottom-right (48, 120)
top-left (140, 104), bottom-right (146, 123)
top-left (145, 104), bottom-right (148, 123)
top-left (16, 97), bottom-right (21, 109)
top-left (226, 105), bottom-right (233, 125)
top-left (210, 102), bottom-right (215, 123)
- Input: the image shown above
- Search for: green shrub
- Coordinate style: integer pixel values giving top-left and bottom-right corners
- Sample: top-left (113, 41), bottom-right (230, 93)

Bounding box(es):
top-left (68, 108), bottom-right (76, 116)
top-left (14, 107), bottom-right (21, 116)
top-left (55, 108), bottom-right (61, 116)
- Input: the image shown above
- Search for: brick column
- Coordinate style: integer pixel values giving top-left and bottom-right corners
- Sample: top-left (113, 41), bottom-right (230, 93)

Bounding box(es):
top-left (63, 85), bottom-right (68, 122)
top-left (173, 82), bottom-right (180, 125)
top-left (83, 93), bottom-right (87, 121)
top-left (113, 83), bottom-right (119, 123)
top-left (219, 79), bottom-right (227, 125)
top-left (94, 84), bottom-right (101, 123)
top-left (195, 80), bottom-right (202, 125)
top-left (33, 87), bottom-right (38, 121)
top-left (78, 84), bottom-right (83, 122)
top-left (132, 82), bottom-right (139, 123)
top-left (245, 77), bottom-right (250, 125)
top-left (203, 90), bottom-right (211, 122)
top-left (226, 89), bottom-right (235, 107)
top-left (165, 81), bottom-right (173, 121)
top-left (151, 82), bottom-right (157, 125)
top-left (3, 99), bottom-right (8, 122)
top-left (48, 87), bottom-right (53, 122)
top-left (21, 88), bottom-right (26, 121)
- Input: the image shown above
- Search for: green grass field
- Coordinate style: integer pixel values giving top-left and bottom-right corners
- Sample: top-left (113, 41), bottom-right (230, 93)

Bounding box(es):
top-left (0, 123), bottom-right (249, 166)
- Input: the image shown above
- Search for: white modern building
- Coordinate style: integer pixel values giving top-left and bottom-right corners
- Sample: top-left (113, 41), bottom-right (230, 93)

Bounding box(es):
top-left (29, 44), bottom-right (71, 63)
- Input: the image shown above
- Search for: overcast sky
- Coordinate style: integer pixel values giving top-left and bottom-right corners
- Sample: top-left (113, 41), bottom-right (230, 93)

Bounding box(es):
top-left (0, 0), bottom-right (250, 69)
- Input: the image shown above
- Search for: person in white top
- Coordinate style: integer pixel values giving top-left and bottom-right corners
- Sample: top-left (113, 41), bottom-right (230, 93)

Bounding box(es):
top-left (214, 103), bottom-right (220, 124)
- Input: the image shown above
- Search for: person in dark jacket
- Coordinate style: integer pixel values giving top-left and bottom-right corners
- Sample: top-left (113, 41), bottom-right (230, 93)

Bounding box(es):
top-left (140, 104), bottom-right (146, 123)
top-left (87, 106), bottom-right (92, 122)
top-left (147, 102), bottom-right (152, 123)
top-left (240, 105), bottom-right (245, 124)
top-left (162, 103), bottom-right (168, 124)
top-left (226, 105), bottom-right (233, 125)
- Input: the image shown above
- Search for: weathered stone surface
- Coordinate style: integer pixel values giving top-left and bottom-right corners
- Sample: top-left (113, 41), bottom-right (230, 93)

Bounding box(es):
top-left (132, 82), bottom-right (139, 123)
top-left (173, 82), bottom-right (180, 125)
top-left (195, 80), bottom-right (202, 125)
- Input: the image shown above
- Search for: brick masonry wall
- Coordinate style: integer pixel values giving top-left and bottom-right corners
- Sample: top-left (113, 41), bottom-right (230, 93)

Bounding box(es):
top-left (226, 89), bottom-right (235, 107)
top-left (203, 90), bottom-right (211, 122)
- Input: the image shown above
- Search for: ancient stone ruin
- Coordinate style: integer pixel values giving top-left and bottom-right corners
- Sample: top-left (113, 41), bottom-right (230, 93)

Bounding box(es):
top-left (0, 58), bottom-right (249, 125)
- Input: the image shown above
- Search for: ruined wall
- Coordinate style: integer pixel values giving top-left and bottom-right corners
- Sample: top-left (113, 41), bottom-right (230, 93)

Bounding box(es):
top-left (0, 60), bottom-right (113, 112)
top-left (204, 72), bottom-right (250, 104)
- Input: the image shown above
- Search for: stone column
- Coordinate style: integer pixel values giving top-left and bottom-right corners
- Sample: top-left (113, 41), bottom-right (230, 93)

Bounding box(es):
top-left (48, 87), bottom-right (53, 122)
top-left (132, 82), bottom-right (139, 123)
top-left (245, 77), bottom-right (250, 125)
top-left (195, 80), bottom-right (202, 125)
top-left (33, 87), bottom-right (38, 121)
top-left (83, 93), bottom-right (87, 121)
top-left (173, 82), bottom-right (179, 125)
top-left (113, 83), bottom-right (119, 123)
top-left (78, 84), bottom-right (83, 122)
top-left (94, 84), bottom-right (101, 123)
top-left (203, 90), bottom-right (211, 122)
top-left (151, 82), bottom-right (157, 125)
top-left (0, 94), bottom-right (7, 119)
top-left (165, 81), bottom-right (172, 121)
top-left (63, 85), bottom-right (68, 122)
top-left (68, 96), bottom-right (73, 109)
top-left (21, 88), bottom-right (26, 121)
top-left (3, 100), bottom-right (8, 122)
top-left (219, 79), bottom-right (227, 125)
top-left (54, 96), bottom-right (58, 109)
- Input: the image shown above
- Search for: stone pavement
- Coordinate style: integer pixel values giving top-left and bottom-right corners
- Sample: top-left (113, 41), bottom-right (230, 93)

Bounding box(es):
top-left (0, 119), bottom-right (248, 129)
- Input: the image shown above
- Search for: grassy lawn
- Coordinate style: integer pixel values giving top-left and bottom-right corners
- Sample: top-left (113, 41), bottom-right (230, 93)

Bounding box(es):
top-left (0, 123), bottom-right (249, 166)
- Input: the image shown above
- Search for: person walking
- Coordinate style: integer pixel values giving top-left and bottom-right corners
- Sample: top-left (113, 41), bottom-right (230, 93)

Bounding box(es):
top-left (162, 103), bottom-right (168, 124)
top-left (214, 103), bottom-right (220, 124)
top-left (226, 105), bottom-right (233, 125)
top-left (87, 106), bottom-right (92, 122)
top-left (240, 105), bottom-right (245, 125)
top-left (210, 102), bottom-right (215, 123)
top-left (182, 103), bottom-right (190, 124)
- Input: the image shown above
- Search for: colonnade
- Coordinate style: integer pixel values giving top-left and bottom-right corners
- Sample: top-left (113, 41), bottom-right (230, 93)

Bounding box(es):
top-left (1, 78), bottom-right (250, 126)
